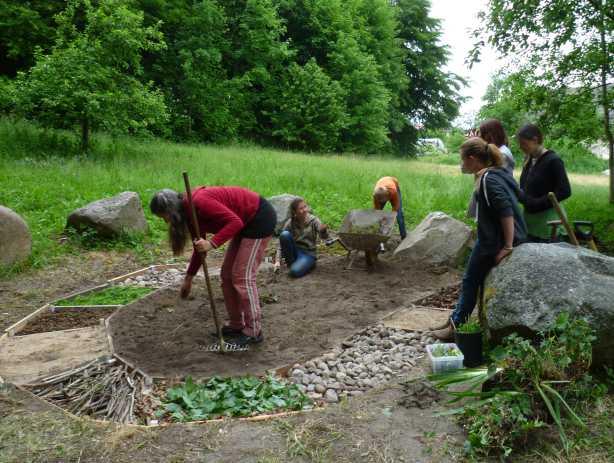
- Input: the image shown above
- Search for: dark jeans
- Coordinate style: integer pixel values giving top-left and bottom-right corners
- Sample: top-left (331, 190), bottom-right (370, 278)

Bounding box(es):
top-left (279, 231), bottom-right (316, 278)
top-left (451, 240), bottom-right (495, 326)
top-left (396, 185), bottom-right (407, 240)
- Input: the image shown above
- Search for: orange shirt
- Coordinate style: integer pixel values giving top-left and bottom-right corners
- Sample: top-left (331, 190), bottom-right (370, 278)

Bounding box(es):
top-left (373, 176), bottom-right (400, 211)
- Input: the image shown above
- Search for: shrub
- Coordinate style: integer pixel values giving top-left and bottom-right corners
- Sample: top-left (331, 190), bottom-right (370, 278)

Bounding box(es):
top-left (268, 59), bottom-right (347, 152)
top-left (431, 313), bottom-right (606, 458)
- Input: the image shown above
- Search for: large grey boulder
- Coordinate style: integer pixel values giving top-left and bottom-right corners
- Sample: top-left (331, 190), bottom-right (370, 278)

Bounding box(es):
top-left (267, 194), bottom-right (301, 233)
top-left (0, 206), bottom-right (32, 266)
top-left (485, 243), bottom-right (614, 365)
top-left (393, 212), bottom-right (472, 266)
top-left (67, 192), bottom-right (148, 237)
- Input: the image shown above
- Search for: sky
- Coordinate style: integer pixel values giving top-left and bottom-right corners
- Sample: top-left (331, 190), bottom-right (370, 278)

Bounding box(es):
top-left (429, 0), bottom-right (504, 127)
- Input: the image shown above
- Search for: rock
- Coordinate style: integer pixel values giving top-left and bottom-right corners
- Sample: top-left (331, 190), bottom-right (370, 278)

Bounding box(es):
top-left (315, 384), bottom-right (326, 394)
top-left (393, 211), bottom-right (471, 267)
top-left (485, 243), bottom-right (614, 365)
top-left (0, 206), bottom-right (31, 266)
top-left (267, 194), bottom-right (301, 234)
top-left (307, 384), bottom-right (315, 393)
top-left (307, 392), bottom-right (322, 400)
top-left (324, 389), bottom-right (339, 403)
top-left (67, 191), bottom-right (148, 237)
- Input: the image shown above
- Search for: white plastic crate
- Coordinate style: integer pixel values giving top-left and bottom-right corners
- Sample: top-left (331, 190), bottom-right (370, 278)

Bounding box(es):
top-left (426, 343), bottom-right (464, 373)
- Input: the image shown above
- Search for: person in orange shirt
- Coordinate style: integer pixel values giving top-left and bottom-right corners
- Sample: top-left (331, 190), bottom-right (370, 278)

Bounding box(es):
top-left (373, 176), bottom-right (407, 239)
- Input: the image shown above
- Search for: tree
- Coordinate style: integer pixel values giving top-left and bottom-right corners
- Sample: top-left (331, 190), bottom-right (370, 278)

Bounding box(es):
top-left (479, 71), bottom-right (603, 143)
top-left (138, 0), bottom-right (242, 142)
top-left (0, 1), bottom-right (62, 77)
top-left (393, 0), bottom-right (464, 153)
top-left (473, 0), bottom-right (614, 201)
top-left (15, 0), bottom-right (168, 151)
top-left (267, 59), bottom-right (347, 152)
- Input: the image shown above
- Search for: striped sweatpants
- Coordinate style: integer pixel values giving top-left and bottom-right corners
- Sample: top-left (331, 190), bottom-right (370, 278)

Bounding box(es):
top-left (220, 236), bottom-right (270, 337)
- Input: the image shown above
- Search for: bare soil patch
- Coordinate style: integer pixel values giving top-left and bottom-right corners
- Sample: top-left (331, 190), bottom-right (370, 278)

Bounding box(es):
top-left (0, 251), bottom-right (143, 332)
top-left (414, 283), bottom-right (460, 310)
top-left (109, 256), bottom-right (459, 379)
top-left (17, 307), bottom-right (117, 335)
top-left (0, 326), bottom-right (109, 385)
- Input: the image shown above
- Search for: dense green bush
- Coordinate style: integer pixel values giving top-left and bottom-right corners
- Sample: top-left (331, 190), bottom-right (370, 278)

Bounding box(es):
top-left (268, 59), bottom-right (347, 152)
top-left (0, 0), bottom-right (461, 154)
top-left (13, 0), bottom-right (168, 151)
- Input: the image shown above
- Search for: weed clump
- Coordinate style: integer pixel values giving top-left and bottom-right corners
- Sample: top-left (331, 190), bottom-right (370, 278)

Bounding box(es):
top-left (431, 313), bottom-right (608, 458)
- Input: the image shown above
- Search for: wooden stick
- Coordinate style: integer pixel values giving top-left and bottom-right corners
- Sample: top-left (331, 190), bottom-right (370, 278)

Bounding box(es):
top-left (182, 172), bottom-right (226, 353)
top-left (548, 192), bottom-right (580, 246)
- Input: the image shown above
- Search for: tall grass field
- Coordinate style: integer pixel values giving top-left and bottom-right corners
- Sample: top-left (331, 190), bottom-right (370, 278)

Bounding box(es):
top-left (1, 119), bottom-right (612, 275)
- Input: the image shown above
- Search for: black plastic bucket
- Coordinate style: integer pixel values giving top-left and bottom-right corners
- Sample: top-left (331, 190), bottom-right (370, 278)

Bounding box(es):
top-left (455, 331), bottom-right (483, 367)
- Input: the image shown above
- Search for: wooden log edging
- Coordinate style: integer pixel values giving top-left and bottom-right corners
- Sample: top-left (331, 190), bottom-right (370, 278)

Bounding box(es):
top-left (2, 263), bottom-right (189, 337)
top-left (4, 304), bottom-right (52, 337)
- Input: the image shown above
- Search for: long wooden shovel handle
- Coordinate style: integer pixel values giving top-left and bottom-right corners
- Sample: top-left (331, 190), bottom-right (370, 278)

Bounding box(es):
top-left (548, 192), bottom-right (579, 246)
top-left (182, 172), bottom-right (226, 352)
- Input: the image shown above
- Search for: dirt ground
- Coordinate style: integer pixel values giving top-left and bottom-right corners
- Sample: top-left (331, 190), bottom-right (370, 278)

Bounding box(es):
top-left (0, 326), bottom-right (109, 385)
top-left (0, 249), bottom-right (226, 333)
top-left (109, 255), bottom-right (459, 378)
top-left (0, 251), bottom-right (143, 332)
top-left (17, 306), bottom-right (117, 335)
top-left (1, 249), bottom-right (468, 463)
top-left (0, 366), bottom-right (465, 463)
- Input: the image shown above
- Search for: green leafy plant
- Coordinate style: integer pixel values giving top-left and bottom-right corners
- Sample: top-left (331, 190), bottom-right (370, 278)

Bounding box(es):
top-left (462, 393), bottom-right (544, 457)
top-left (430, 313), bottom-right (604, 457)
top-left (158, 376), bottom-right (311, 422)
top-left (456, 319), bottom-right (482, 334)
top-left (431, 345), bottom-right (462, 358)
top-left (55, 285), bottom-right (152, 306)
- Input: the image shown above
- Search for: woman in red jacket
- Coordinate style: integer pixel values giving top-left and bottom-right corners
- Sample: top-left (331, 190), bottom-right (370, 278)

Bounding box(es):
top-left (150, 186), bottom-right (276, 346)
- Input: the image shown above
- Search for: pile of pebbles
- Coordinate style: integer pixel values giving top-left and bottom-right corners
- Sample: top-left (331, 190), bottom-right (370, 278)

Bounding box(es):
top-left (118, 267), bottom-right (184, 288)
top-left (288, 324), bottom-right (436, 403)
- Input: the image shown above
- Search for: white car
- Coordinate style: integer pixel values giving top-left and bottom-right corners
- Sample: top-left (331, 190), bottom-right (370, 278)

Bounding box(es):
top-left (416, 138), bottom-right (446, 154)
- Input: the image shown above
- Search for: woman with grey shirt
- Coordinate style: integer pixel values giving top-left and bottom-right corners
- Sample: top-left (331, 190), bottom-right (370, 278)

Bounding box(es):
top-left (467, 119), bottom-right (515, 218)
top-left (274, 198), bottom-right (329, 278)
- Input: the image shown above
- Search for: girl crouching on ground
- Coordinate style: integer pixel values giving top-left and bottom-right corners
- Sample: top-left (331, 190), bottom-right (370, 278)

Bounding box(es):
top-left (274, 198), bottom-right (329, 278)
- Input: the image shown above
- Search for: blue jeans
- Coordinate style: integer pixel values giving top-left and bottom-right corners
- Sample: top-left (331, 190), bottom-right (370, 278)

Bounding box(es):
top-left (279, 231), bottom-right (316, 278)
top-left (396, 185), bottom-right (407, 240)
top-left (451, 240), bottom-right (495, 326)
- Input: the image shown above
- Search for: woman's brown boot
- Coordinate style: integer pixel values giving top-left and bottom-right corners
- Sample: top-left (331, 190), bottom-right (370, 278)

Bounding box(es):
top-left (429, 318), bottom-right (451, 331)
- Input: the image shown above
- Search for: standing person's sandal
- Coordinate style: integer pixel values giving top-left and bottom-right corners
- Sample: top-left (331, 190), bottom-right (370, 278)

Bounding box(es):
top-left (431, 324), bottom-right (454, 341)
top-left (429, 318), bottom-right (451, 331)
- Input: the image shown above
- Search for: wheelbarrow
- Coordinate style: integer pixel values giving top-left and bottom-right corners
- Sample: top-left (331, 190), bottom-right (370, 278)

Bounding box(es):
top-left (331, 209), bottom-right (397, 270)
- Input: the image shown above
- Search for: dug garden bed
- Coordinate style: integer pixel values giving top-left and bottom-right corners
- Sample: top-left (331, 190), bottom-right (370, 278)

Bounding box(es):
top-left (108, 256), bottom-right (458, 379)
top-left (15, 285), bottom-right (154, 335)
top-left (17, 307), bottom-right (118, 335)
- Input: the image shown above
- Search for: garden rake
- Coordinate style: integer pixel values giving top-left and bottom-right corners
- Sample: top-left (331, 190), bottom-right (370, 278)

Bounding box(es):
top-left (182, 172), bottom-right (248, 353)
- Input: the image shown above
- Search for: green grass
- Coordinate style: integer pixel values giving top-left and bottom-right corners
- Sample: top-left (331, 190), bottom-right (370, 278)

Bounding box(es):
top-left (54, 285), bottom-right (153, 306)
top-left (1, 117), bottom-right (613, 277)
top-left (421, 132), bottom-right (608, 175)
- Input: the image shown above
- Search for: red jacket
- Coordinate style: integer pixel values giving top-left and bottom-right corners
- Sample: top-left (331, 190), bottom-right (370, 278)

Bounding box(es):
top-left (184, 186), bottom-right (260, 275)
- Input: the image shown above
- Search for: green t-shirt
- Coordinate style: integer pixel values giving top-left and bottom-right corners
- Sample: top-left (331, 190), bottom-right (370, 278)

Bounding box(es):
top-left (524, 206), bottom-right (566, 240)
